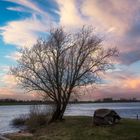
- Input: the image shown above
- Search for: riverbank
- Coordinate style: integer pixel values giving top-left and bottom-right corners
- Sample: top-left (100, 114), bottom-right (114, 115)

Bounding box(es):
top-left (6, 116), bottom-right (140, 140)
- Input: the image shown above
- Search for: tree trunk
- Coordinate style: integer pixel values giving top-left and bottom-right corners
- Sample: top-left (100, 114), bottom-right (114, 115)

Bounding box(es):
top-left (49, 101), bottom-right (68, 123)
top-left (57, 92), bottom-right (71, 121)
top-left (48, 91), bottom-right (72, 124)
top-left (49, 105), bottom-right (60, 123)
top-left (58, 102), bottom-right (67, 120)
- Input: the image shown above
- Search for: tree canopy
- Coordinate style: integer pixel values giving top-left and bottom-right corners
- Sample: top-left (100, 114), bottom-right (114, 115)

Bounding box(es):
top-left (11, 26), bottom-right (118, 122)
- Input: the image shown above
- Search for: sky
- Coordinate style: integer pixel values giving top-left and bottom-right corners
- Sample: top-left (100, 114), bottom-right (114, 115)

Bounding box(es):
top-left (0, 0), bottom-right (140, 100)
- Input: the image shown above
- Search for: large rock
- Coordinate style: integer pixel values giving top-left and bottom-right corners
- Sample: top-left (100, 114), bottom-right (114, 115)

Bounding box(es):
top-left (93, 109), bottom-right (121, 125)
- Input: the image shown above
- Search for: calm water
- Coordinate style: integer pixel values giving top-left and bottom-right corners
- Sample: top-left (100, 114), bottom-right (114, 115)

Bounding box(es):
top-left (0, 102), bottom-right (140, 134)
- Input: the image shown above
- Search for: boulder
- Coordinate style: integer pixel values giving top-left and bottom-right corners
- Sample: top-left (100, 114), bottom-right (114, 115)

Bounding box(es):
top-left (93, 109), bottom-right (121, 125)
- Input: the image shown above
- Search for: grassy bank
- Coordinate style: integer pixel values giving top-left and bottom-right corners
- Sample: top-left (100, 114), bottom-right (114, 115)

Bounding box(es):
top-left (8, 116), bottom-right (140, 140)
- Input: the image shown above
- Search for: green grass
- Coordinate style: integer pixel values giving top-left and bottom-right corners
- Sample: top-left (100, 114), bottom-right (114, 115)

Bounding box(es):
top-left (9, 116), bottom-right (140, 140)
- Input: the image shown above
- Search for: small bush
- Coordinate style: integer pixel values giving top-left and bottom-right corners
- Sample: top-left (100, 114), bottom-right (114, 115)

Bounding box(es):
top-left (12, 114), bottom-right (27, 126)
top-left (12, 105), bottom-right (54, 132)
top-left (26, 105), bottom-right (54, 132)
top-left (25, 113), bottom-right (47, 132)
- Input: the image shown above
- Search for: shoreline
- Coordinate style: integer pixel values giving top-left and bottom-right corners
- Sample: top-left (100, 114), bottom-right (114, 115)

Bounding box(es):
top-left (3, 117), bottom-right (140, 140)
top-left (2, 116), bottom-right (140, 134)
top-left (0, 134), bottom-right (10, 140)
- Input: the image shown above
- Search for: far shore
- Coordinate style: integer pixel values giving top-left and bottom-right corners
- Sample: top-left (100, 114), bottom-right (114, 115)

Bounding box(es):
top-left (0, 100), bottom-right (140, 106)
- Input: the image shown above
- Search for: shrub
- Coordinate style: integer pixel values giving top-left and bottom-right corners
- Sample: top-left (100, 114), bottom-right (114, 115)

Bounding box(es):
top-left (12, 114), bottom-right (27, 126)
top-left (12, 105), bottom-right (54, 132)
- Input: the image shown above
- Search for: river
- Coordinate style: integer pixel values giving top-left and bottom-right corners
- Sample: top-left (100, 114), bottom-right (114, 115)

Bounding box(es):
top-left (0, 102), bottom-right (140, 134)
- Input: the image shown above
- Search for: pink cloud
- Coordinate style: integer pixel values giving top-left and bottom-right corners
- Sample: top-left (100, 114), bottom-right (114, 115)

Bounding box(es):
top-left (0, 87), bottom-right (39, 100)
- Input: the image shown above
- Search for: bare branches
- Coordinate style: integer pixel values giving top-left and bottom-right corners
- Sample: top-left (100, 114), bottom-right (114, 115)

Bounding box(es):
top-left (11, 26), bottom-right (118, 121)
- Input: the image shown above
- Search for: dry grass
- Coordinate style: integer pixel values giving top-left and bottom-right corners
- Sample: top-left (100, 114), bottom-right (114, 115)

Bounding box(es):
top-left (10, 116), bottom-right (140, 140)
top-left (12, 105), bottom-right (54, 132)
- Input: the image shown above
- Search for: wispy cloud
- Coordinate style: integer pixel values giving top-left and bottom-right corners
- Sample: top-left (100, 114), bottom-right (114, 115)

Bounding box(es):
top-left (0, 0), bottom-right (55, 48)
top-left (57, 0), bottom-right (85, 27)
top-left (0, 65), bottom-right (10, 74)
top-left (5, 51), bottom-right (21, 60)
top-left (0, 87), bottom-right (39, 100)
top-left (0, 16), bottom-right (49, 48)
top-left (6, 7), bottom-right (27, 12)
top-left (5, 0), bottom-right (48, 16)
top-left (1, 74), bottom-right (17, 87)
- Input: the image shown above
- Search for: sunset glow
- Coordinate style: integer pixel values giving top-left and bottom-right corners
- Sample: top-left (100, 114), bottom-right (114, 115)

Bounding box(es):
top-left (0, 0), bottom-right (140, 100)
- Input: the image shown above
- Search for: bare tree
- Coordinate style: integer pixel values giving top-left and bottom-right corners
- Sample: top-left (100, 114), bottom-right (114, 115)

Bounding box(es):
top-left (11, 26), bottom-right (118, 123)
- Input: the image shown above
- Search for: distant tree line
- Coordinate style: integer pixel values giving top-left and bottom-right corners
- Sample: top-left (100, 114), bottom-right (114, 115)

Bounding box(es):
top-left (0, 99), bottom-right (51, 105)
top-left (0, 97), bottom-right (139, 105)
top-left (94, 98), bottom-right (139, 103)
